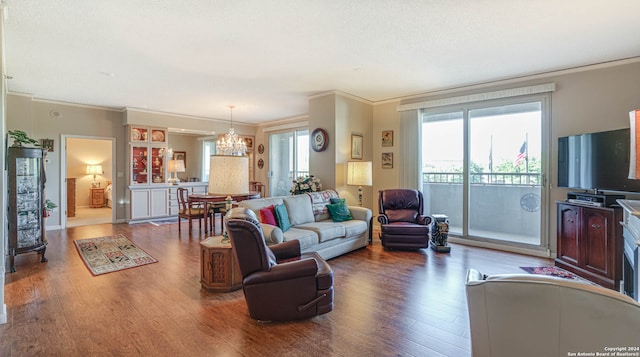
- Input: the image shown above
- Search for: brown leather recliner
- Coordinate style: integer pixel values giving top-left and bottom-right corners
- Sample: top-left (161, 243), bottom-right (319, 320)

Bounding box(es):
top-left (225, 207), bottom-right (334, 321)
top-left (378, 189), bottom-right (433, 249)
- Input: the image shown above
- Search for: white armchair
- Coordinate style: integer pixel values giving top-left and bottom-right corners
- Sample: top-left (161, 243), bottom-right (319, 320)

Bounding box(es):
top-left (465, 269), bottom-right (640, 357)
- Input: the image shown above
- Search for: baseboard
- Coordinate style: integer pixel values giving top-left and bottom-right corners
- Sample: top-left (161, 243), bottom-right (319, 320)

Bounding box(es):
top-left (448, 236), bottom-right (552, 258)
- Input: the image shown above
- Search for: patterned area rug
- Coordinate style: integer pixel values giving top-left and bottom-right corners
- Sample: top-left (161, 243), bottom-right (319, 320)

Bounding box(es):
top-left (74, 234), bottom-right (158, 276)
top-left (520, 266), bottom-right (596, 284)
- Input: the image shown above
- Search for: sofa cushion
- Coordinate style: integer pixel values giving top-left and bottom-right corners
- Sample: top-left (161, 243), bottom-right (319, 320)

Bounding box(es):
top-left (282, 228), bottom-right (319, 251)
top-left (274, 204), bottom-right (292, 232)
top-left (283, 194), bottom-right (315, 225)
top-left (330, 197), bottom-right (345, 204)
top-left (259, 205), bottom-right (277, 226)
top-left (326, 201), bottom-right (353, 222)
top-left (238, 197), bottom-right (284, 220)
top-left (338, 219), bottom-right (368, 237)
top-left (295, 222), bottom-right (346, 243)
top-left (307, 190), bottom-right (340, 221)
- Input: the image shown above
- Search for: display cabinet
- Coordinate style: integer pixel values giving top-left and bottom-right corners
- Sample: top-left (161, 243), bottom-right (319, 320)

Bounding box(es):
top-left (7, 146), bottom-right (48, 272)
top-left (129, 126), bottom-right (168, 185)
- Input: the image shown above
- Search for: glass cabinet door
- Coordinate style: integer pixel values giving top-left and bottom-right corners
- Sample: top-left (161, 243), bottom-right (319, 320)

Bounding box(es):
top-left (151, 147), bottom-right (165, 183)
top-left (15, 156), bottom-right (42, 248)
top-left (132, 146), bottom-right (149, 184)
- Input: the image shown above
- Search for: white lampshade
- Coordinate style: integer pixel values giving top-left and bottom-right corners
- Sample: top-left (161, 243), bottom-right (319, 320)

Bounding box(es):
top-left (86, 164), bottom-right (103, 176)
top-left (208, 155), bottom-right (249, 195)
top-left (630, 110), bottom-right (640, 179)
top-left (347, 161), bottom-right (373, 186)
top-left (168, 159), bottom-right (185, 173)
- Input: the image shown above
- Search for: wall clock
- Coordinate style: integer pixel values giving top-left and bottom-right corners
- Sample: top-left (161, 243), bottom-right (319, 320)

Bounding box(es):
top-left (311, 128), bottom-right (329, 152)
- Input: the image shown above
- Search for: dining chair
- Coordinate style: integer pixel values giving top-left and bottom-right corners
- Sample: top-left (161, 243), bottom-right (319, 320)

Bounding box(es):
top-left (177, 188), bottom-right (206, 234)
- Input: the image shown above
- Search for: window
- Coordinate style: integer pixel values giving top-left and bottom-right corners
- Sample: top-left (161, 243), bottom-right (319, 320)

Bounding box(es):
top-left (269, 129), bottom-right (309, 196)
top-left (422, 96), bottom-right (549, 249)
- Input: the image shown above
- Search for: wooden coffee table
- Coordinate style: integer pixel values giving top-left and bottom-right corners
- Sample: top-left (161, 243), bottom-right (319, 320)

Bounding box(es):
top-left (200, 235), bottom-right (242, 292)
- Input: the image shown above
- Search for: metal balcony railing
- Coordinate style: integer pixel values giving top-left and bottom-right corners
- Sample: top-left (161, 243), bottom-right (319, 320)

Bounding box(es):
top-left (423, 172), bottom-right (542, 186)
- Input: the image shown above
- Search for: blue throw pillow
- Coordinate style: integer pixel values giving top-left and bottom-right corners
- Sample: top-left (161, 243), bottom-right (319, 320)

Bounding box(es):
top-left (326, 202), bottom-right (353, 222)
top-left (274, 204), bottom-right (292, 232)
top-left (329, 197), bottom-right (346, 204)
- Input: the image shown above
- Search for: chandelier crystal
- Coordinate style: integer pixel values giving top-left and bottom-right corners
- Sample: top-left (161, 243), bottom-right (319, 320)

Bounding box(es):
top-left (216, 105), bottom-right (247, 156)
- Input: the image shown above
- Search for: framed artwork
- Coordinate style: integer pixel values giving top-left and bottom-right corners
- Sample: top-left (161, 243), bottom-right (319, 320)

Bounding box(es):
top-left (241, 136), bottom-right (254, 150)
top-left (351, 133), bottom-right (363, 160)
top-left (41, 139), bottom-right (54, 152)
top-left (382, 130), bottom-right (393, 147)
top-left (174, 151), bottom-right (186, 168)
top-left (382, 152), bottom-right (393, 169)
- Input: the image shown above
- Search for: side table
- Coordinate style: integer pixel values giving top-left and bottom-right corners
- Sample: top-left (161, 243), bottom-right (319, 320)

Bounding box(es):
top-left (89, 188), bottom-right (105, 208)
top-left (200, 235), bottom-right (242, 292)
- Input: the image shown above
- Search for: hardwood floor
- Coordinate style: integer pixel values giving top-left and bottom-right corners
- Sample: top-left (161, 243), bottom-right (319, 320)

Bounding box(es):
top-left (1, 222), bottom-right (552, 356)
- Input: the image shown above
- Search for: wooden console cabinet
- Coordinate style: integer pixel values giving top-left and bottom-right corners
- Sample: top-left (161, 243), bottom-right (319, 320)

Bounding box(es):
top-left (555, 201), bottom-right (623, 290)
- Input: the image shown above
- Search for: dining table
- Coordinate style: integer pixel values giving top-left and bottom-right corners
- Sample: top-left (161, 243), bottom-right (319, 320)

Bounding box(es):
top-left (188, 191), bottom-right (261, 234)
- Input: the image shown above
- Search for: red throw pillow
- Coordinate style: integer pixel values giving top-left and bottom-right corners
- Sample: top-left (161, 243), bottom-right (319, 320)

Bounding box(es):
top-left (259, 205), bottom-right (278, 226)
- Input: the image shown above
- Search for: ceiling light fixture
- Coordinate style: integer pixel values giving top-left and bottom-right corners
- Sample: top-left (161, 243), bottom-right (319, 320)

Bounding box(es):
top-left (216, 105), bottom-right (247, 156)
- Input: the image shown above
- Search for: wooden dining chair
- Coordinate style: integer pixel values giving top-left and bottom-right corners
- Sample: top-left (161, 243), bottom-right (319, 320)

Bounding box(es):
top-left (177, 188), bottom-right (206, 234)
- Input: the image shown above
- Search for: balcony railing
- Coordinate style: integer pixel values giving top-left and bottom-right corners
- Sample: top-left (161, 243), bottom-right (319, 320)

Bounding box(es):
top-left (423, 172), bottom-right (542, 186)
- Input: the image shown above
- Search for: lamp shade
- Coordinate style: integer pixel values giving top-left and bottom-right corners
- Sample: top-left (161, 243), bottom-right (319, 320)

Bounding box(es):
top-left (86, 164), bottom-right (103, 176)
top-left (168, 159), bottom-right (185, 173)
top-left (208, 155), bottom-right (249, 195)
top-left (347, 161), bottom-right (372, 186)
top-left (630, 110), bottom-right (640, 179)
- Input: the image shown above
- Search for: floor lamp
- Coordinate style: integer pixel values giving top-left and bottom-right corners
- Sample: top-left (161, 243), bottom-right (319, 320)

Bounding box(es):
top-left (347, 161), bottom-right (372, 206)
top-left (208, 155), bottom-right (249, 241)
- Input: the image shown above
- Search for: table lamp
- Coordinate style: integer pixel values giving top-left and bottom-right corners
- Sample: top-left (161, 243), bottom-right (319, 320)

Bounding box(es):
top-left (86, 164), bottom-right (103, 188)
top-left (167, 159), bottom-right (185, 185)
top-left (208, 155), bottom-right (249, 241)
top-left (347, 161), bottom-right (372, 206)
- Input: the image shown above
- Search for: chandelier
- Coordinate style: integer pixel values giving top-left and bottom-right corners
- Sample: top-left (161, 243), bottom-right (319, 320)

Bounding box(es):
top-left (216, 105), bottom-right (247, 156)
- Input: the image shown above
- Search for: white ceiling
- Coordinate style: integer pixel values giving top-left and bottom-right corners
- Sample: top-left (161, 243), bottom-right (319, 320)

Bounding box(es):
top-left (5, 1), bottom-right (640, 124)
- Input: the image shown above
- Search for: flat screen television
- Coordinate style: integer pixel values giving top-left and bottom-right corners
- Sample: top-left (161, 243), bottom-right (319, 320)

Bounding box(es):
top-left (558, 128), bottom-right (640, 193)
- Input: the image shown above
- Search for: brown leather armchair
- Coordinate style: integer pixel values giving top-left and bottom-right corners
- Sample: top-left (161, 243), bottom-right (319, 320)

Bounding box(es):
top-left (377, 189), bottom-right (433, 249)
top-left (225, 207), bottom-right (334, 321)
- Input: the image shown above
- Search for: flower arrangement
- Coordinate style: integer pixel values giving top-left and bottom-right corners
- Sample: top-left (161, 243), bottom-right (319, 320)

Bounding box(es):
top-left (290, 175), bottom-right (322, 195)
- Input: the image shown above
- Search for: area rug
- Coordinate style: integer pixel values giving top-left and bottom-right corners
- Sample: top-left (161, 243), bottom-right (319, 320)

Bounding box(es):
top-left (74, 234), bottom-right (158, 276)
top-left (520, 266), bottom-right (596, 284)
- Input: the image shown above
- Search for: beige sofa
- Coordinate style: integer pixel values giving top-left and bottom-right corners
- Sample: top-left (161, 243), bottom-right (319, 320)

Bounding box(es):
top-left (466, 269), bottom-right (640, 357)
top-left (238, 190), bottom-right (372, 260)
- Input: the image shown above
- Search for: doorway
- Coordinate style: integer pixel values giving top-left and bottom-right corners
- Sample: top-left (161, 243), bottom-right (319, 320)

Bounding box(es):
top-left (62, 136), bottom-right (115, 227)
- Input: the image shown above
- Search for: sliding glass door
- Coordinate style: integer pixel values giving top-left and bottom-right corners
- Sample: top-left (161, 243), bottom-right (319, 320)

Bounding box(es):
top-left (269, 129), bottom-right (309, 196)
top-left (422, 98), bottom-right (547, 248)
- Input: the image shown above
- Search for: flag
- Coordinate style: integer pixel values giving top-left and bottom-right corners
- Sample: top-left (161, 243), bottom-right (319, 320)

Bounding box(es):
top-left (515, 141), bottom-right (527, 167)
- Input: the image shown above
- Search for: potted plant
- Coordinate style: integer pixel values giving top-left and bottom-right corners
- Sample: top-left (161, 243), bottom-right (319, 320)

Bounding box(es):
top-left (44, 199), bottom-right (57, 217)
top-left (7, 130), bottom-right (40, 147)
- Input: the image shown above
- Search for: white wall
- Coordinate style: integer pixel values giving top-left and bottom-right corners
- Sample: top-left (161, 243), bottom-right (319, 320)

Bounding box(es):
top-left (66, 138), bottom-right (113, 207)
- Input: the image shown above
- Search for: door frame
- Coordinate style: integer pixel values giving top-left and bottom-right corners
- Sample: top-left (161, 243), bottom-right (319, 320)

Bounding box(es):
top-left (60, 134), bottom-right (116, 228)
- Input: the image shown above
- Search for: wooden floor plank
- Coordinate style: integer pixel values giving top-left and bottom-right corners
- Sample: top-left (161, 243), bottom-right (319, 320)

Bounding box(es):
top-left (3, 222), bottom-right (552, 356)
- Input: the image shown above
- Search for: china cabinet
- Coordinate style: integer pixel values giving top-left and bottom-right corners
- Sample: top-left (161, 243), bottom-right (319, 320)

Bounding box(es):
top-left (128, 125), bottom-right (168, 186)
top-left (7, 147), bottom-right (48, 272)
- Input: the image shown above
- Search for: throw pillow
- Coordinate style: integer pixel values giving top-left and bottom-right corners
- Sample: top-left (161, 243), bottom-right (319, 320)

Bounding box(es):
top-left (330, 197), bottom-right (346, 204)
top-left (274, 204), bottom-right (292, 232)
top-left (326, 201), bottom-right (353, 222)
top-left (259, 205), bottom-right (277, 226)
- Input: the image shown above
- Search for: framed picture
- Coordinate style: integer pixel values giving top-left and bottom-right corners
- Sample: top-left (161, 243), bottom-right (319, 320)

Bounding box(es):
top-left (351, 134), bottom-right (363, 160)
top-left (174, 151), bottom-right (186, 168)
top-left (241, 136), bottom-right (254, 150)
top-left (41, 139), bottom-right (54, 152)
top-left (382, 130), bottom-right (393, 147)
top-left (382, 152), bottom-right (393, 169)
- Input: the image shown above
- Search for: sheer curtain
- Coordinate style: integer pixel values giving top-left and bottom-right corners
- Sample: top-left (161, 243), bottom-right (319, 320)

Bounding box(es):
top-left (399, 109), bottom-right (421, 190)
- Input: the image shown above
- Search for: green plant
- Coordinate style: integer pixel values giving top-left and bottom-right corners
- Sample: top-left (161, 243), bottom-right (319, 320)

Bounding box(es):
top-left (8, 130), bottom-right (40, 147)
top-left (45, 199), bottom-right (58, 211)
